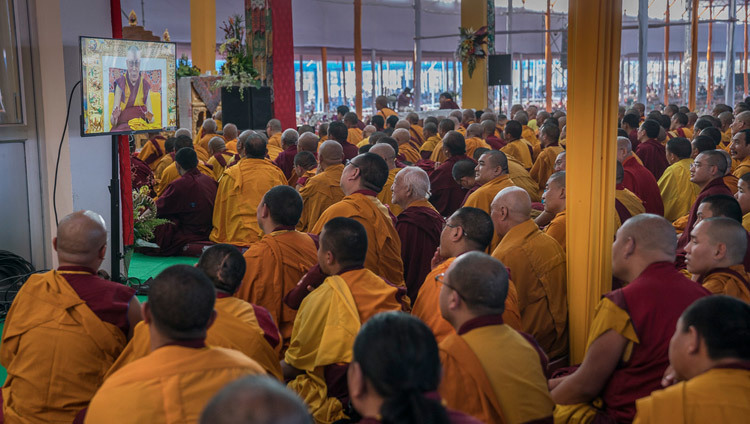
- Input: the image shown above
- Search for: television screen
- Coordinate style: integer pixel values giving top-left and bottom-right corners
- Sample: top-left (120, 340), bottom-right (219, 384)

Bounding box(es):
top-left (80, 36), bottom-right (177, 136)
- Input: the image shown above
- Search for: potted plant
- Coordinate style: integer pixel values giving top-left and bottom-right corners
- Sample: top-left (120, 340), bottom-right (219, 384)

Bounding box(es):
top-left (176, 54), bottom-right (201, 78)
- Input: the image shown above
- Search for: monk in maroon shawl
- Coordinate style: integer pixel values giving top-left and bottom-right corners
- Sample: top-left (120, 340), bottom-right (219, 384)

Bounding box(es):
top-left (328, 121), bottom-right (359, 161)
top-left (392, 167), bottom-right (444, 301)
top-left (150, 148), bottom-right (218, 256)
top-left (110, 46), bottom-right (153, 132)
top-left (636, 119), bottom-right (670, 180)
top-left (429, 131), bottom-right (474, 216)
top-left (621, 113), bottom-right (641, 152)
top-left (482, 120), bottom-right (505, 150)
top-left (677, 150), bottom-right (733, 251)
top-left (550, 215), bottom-right (709, 423)
top-left (617, 136), bottom-right (665, 215)
top-left (273, 129), bottom-right (300, 180)
top-left (439, 92), bottom-right (460, 110)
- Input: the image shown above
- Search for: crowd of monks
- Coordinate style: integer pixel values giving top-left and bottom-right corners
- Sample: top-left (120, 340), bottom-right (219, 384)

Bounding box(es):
top-left (3, 95), bottom-right (750, 424)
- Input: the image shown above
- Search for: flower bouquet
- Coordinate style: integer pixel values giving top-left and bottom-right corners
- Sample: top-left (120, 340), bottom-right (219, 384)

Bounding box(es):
top-left (133, 186), bottom-right (169, 247)
top-left (213, 14), bottom-right (260, 98)
top-left (456, 26), bottom-right (489, 78)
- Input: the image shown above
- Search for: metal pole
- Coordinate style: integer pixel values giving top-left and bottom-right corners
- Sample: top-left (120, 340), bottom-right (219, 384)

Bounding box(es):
top-left (507, 0), bottom-right (513, 107)
top-left (342, 56), bottom-right (347, 106)
top-left (354, 0), bottom-right (363, 117)
top-left (371, 49), bottom-right (377, 114)
top-left (638, 0), bottom-right (649, 105)
top-left (689, 0), bottom-right (699, 110)
top-left (414, 0), bottom-right (422, 110)
top-left (545, 0), bottom-right (552, 111)
top-left (727, 0), bottom-right (737, 105)
top-left (110, 135), bottom-right (121, 283)
top-left (707, 0), bottom-right (714, 107)
top-left (298, 55), bottom-right (303, 117)
top-left (664, 2), bottom-right (670, 105)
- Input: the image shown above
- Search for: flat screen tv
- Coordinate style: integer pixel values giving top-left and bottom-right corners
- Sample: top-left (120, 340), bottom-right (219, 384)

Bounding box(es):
top-left (79, 36), bottom-right (177, 136)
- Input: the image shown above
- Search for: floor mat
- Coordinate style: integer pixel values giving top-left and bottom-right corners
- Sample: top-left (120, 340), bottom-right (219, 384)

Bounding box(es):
top-left (126, 253), bottom-right (198, 284)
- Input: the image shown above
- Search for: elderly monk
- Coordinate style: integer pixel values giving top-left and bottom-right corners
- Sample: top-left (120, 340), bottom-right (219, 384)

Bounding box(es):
top-left (311, 152), bottom-right (405, 286)
top-left (375, 95), bottom-right (398, 120)
top-left (210, 133), bottom-right (287, 247)
top-left (272, 128), bottom-right (300, 180)
top-left (439, 252), bottom-right (554, 424)
top-left (491, 187), bottom-right (568, 359)
top-left (328, 121), bottom-right (359, 161)
top-left (555, 150), bottom-right (566, 172)
top-left (392, 166), bottom-right (444, 301)
top-left (501, 120), bottom-right (534, 170)
top-left (344, 112), bottom-right (363, 145)
top-left (156, 135), bottom-right (216, 196)
top-left (430, 131), bottom-right (474, 216)
top-left (110, 46), bottom-right (153, 131)
top-left (429, 119), bottom-right (456, 163)
top-left (237, 186), bottom-right (317, 350)
top-left (550, 214), bottom-right (709, 424)
top-left (616, 161), bottom-right (647, 227)
top-left (283, 218), bottom-right (405, 423)
top-left (85, 265), bottom-right (264, 423)
top-left (393, 127), bottom-right (421, 164)
top-left (206, 136), bottom-right (238, 180)
top-left (684, 217), bottom-right (750, 302)
top-left (137, 132), bottom-right (166, 171)
top-left (105, 245), bottom-right (282, 380)
top-left (658, 137), bottom-right (700, 222)
top-left (370, 143), bottom-right (403, 215)
top-left (420, 122), bottom-right (442, 159)
top-left (537, 171), bottom-right (567, 251)
top-left (297, 140), bottom-right (345, 232)
top-left (618, 136), bottom-right (665, 215)
top-left (222, 123), bottom-right (239, 153)
top-left (531, 123), bottom-right (564, 193)
top-left (1, 211), bottom-right (141, 422)
top-left (153, 136), bottom-right (176, 180)
top-left (737, 173), bottom-right (750, 231)
top-left (201, 376), bottom-right (312, 424)
top-left (464, 123), bottom-right (491, 159)
top-left (412, 207), bottom-right (522, 343)
top-left (360, 124), bottom-right (376, 143)
top-left (633, 296), bottom-right (750, 424)
top-left (266, 119), bottom-right (283, 148)
top-left (194, 118), bottom-right (218, 161)
top-left (730, 129), bottom-right (750, 179)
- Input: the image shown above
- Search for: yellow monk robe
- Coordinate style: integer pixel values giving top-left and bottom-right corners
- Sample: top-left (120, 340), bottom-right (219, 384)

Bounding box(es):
top-left (357, 138), bottom-right (370, 148)
top-left (378, 168), bottom-right (403, 216)
top-left (668, 127), bottom-right (695, 141)
top-left (545, 210), bottom-right (566, 252)
top-left (105, 296), bottom-right (282, 380)
top-left (673, 214), bottom-right (690, 233)
top-left (237, 230), bottom-right (318, 348)
top-left (1, 271), bottom-right (127, 423)
top-left (491, 219), bottom-right (568, 359)
top-left (719, 129), bottom-right (732, 151)
top-left (699, 265), bottom-right (750, 302)
top-left (411, 257), bottom-right (522, 343)
top-left (291, 169), bottom-right (316, 189)
top-left (400, 143), bottom-right (422, 164)
top-left (411, 124), bottom-right (424, 143)
top-left (464, 174), bottom-right (515, 252)
top-left (657, 158), bottom-right (700, 222)
top-left (429, 141), bottom-right (447, 163)
top-left (440, 318), bottom-right (555, 424)
top-left (311, 192), bottom-right (405, 286)
top-left (732, 156), bottom-right (750, 179)
top-left (530, 145), bottom-right (565, 193)
top-left (207, 151), bottom-right (238, 180)
top-left (633, 366), bottom-right (750, 424)
top-left (297, 164), bottom-right (345, 232)
top-left (155, 160), bottom-right (215, 197)
top-left (215, 118), bottom-right (222, 130)
top-left (456, 126), bottom-right (467, 136)
top-left (137, 137), bottom-right (166, 171)
top-left (501, 139), bottom-right (534, 170)
top-left (196, 133), bottom-right (215, 153)
top-left (154, 153), bottom-right (173, 181)
top-left (268, 132), bottom-right (282, 148)
top-left (86, 345), bottom-right (264, 423)
top-left (285, 269), bottom-right (403, 423)
top-left (614, 187), bottom-right (646, 229)
top-left (347, 127), bottom-right (363, 145)
top-left (743, 212), bottom-right (750, 232)
top-left (225, 138), bottom-right (238, 154)
top-left (725, 174), bottom-right (740, 195)
top-left (507, 157), bottom-right (543, 203)
top-left (377, 107), bottom-right (398, 120)
top-left (421, 135), bottom-right (442, 156)
top-left (465, 136), bottom-right (492, 159)
top-left (267, 143), bottom-right (283, 161)
top-left (210, 158), bottom-right (288, 246)
top-left (523, 125), bottom-right (542, 159)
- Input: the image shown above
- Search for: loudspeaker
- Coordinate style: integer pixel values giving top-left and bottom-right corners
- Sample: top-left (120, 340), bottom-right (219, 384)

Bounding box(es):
top-left (488, 54), bottom-right (512, 86)
top-left (250, 86), bottom-right (272, 130)
top-left (221, 86), bottom-right (273, 131)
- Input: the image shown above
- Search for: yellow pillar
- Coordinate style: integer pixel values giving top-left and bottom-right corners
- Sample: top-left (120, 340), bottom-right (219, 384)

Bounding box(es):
top-left (460, 0), bottom-right (488, 110)
top-left (190, 0), bottom-right (216, 74)
top-left (567, 0), bottom-right (622, 363)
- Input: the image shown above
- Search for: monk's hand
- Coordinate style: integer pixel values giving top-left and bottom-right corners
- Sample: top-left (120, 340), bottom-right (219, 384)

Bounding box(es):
top-left (430, 247), bottom-right (446, 269)
top-left (111, 106), bottom-right (121, 124)
top-left (548, 376), bottom-right (566, 391)
top-left (145, 111), bottom-right (154, 122)
top-left (661, 364), bottom-right (680, 387)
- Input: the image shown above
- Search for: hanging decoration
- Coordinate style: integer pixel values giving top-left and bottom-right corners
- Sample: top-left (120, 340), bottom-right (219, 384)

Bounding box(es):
top-left (456, 26), bottom-right (489, 78)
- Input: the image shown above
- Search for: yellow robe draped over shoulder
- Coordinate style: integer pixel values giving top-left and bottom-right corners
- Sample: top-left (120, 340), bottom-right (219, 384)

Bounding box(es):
top-left (297, 164), bottom-right (345, 232)
top-left (137, 138), bottom-right (166, 171)
top-left (207, 151), bottom-right (237, 180)
top-left (464, 174), bottom-right (515, 252)
top-left (400, 143), bottom-right (422, 164)
top-left (465, 136), bottom-right (491, 159)
top-left (545, 210), bottom-right (567, 252)
top-left (347, 128), bottom-right (363, 145)
top-left (530, 145), bottom-right (564, 192)
top-left (429, 141), bottom-right (447, 163)
top-left (268, 133), bottom-right (283, 148)
top-left (700, 265), bottom-right (750, 302)
top-left (507, 157), bottom-right (543, 203)
top-left (501, 140), bottom-right (534, 170)
top-left (421, 135), bottom-right (442, 155)
top-left (154, 154), bottom-right (174, 181)
top-left (658, 159), bottom-right (700, 222)
top-left (377, 168), bottom-right (403, 216)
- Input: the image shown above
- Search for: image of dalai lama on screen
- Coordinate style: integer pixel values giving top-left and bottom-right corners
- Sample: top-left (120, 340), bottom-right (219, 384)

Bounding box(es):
top-left (110, 46), bottom-right (153, 132)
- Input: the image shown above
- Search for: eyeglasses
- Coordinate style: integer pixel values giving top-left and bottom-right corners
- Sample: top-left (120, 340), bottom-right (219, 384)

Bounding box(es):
top-left (435, 273), bottom-right (466, 301)
top-left (443, 221), bottom-right (473, 240)
top-left (126, 60), bottom-right (140, 67)
top-left (345, 159), bottom-right (360, 168)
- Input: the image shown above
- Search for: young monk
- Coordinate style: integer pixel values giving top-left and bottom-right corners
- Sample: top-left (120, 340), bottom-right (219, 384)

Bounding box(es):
top-left (153, 136), bottom-right (176, 181)
top-left (452, 159), bottom-right (478, 195)
top-left (85, 265), bottom-right (265, 422)
top-left (530, 123), bottom-right (564, 194)
top-left (420, 122), bottom-right (442, 159)
top-left (292, 151), bottom-right (318, 189)
top-left (439, 252), bottom-right (555, 424)
top-left (156, 135), bottom-right (216, 196)
top-left (538, 171), bottom-right (567, 251)
top-left (297, 140), bottom-right (345, 232)
top-left (137, 131), bottom-right (167, 171)
top-left (430, 131), bottom-right (474, 216)
top-left (222, 123), bottom-right (239, 153)
top-left (658, 137), bottom-right (699, 222)
top-left (501, 120), bottom-right (533, 170)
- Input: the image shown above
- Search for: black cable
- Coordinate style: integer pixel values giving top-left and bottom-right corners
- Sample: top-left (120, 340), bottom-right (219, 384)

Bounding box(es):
top-left (53, 80), bottom-right (82, 226)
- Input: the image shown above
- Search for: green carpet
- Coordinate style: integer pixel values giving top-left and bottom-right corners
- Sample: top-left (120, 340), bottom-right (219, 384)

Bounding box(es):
top-left (126, 253), bottom-right (198, 283)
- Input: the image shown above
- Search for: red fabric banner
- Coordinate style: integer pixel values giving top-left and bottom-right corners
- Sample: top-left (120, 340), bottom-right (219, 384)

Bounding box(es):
top-left (270, 0), bottom-right (296, 129)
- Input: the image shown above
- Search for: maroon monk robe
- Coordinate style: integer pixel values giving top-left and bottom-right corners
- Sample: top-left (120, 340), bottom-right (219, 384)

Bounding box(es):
top-left (396, 204), bottom-right (444, 302)
top-left (212, 152), bottom-right (240, 170)
top-left (598, 262), bottom-right (709, 423)
top-left (485, 135), bottom-right (506, 150)
top-left (461, 184), bottom-right (481, 206)
top-left (628, 129), bottom-right (640, 152)
top-left (440, 100), bottom-right (460, 110)
top-left (429, 155), bottom-right (475, 217)
top-left (677, 177), bottom-right (733, 252)
top-left (635, 138), bottom-right (669, 180)
top-left (150, 168), bottom-right (218, 256)
top-left (130, 155), bottom-right (155, 196)
top-left (622, 155), bottom-right (664, 216)
top-left (336, 139), bottom-right (359, 161)
top-left (273, 144), bottom-right (298, 179)
top-left (410, 128), bottom-right (424, 145)
top-left (57, 266), bottom-right (136, 337)
top-left (111, 73), bottom-right (151, 132)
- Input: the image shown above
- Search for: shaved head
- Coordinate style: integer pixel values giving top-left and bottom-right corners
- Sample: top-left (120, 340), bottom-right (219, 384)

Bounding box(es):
top-left (363, 125), bottom-right (376, 138)
top-left (695, 217), bottom-right (748, 265)
top-left (617, 214), bottom-right (678, 260)
top-left (174, 128), bottom-right (191, 138)
top-left (319, 139), bottom-right (344, 166)
top-left (267, 119), bottom-right (282, 132)
top-left (392, 128), bottom-right (410, 145)
top-left (55, 210), bottom-right (107, 266)
top-left (369, 143), bottom-right (396, 161)
top-left (547, 170), bottom-right (565, 187)
top-left (222, 123), bottom-right (237, 140)
top-left (298, 132), bottom-right (319, 152)
top-left (395, 119), bottom-right (411, 130)
top-left (406, 112), bottom-right (419, 124)
top-left (208, 136), bottom-right (226, 154)
top-left (492, 187), bottom-right (532, 221)
top-left (201, 118), bottom-right (217, 133)
top-left (445, 252), bottom-right (509, 317)
top-left (466, 123), bottom-right (483, 138)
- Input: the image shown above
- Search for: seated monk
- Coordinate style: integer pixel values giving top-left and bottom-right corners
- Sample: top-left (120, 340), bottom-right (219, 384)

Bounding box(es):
top-left (430, 131), bottom-right (474, 216)
top-left (482, 119), bottom-right (506, 150)
top-left (195, 118), bottom-right (218, 162)
top-left (501, 120), bottom-right (534, 170)
top-left (282, 218), bottom-right (406, 423)
top-left (737, 172), bottom-right (750, 231)
top-left (222, 123), bottom-right (239, 153)
top-left (375, 95), bottom-right (398, 120)
top-left (420, 122), bottom-right (442, 159)
top-left (272, 129), bottom-right (300, 180)
top-left (535, 171), bottom-right (567, 251)
top-left (200, 376), bottom-right (312, 424)
top-left (718, 149), bottom-right (739, 194)
top-left (109, 46), bottom-right (153, 132)
top-left (411, 207), bottom-right (522, 343)
top-left (615, 161), bottom-right (647, 228)
top-left (289, 132), bottom-right (320, 187)
top-left (452, 159), bottom-right (479, 196)
top-left (156, 135), bottom-right (216, 196)
top-left (345, 112), bottom-right (364, 145)
top-left (550, 214), bottom-right (709, 424)
top-left (464, 150), bottom-right (515, 252)
top-left (531, 123), bottom-right (564, 194)
top-left (370, 143), bottom-right (402, 215)
top-left (658, 137), bottom-right (700, 222)
top-left (1, 211), bottom-right (141, 422)
top-left (393, 127), bottom-right (421, 164)
top-left (349, 312), bottom-right (483, 424)
top-left (555, 150), bottom-right (566, 172)
top-left (429, 119), bottom-right (457, 163)
top-left (85, 265), bottom-right (264, 422)
top-left (406, 112), bottom-right (424, 143)
top-left (635, 119), bottom-right (670, 180)
top-left (137, 131), bottom-right (167, 171)
top-left (491, 187), bottom-right (568, 359)
top-left (311, 152), bottom-right (405, 286)
top-left (328, 121), bottom-right (359, 161)
top-left (667, 111), bottom-right (694, 139)
top-left (464, 123), bottom-right (492, 159)
top-left (359, 124), bottom-right (376, 147)
top-left (237, 185), bottom-right (317, 350)
top-left (105, 245), bottom-right (282, 380)
top-left (392, 166), bottom-right (443, 301)
top-left (318, 122), bottom-right (329, 142)
top-left (266, 118), bottom-right (283, 148)
top-left (618, 136), bottom-right (664, 215)
top-left (206, 136), bottom-right (239, 180)
top-left (693, 194), bottom-right (750, 273)
top-left (513, 110), bottom-right (541, 159)
top-left (685, 217), bottom-right (750, 302)
top-left (153, 136), bottom-right (176, 181)
top-left (730, 128), bottom-right (750, 178)
top-left (292, 151), bottom-right (318, 189)
top-left (297, 140), bottom-right (345, 231)
top-left (633, 296), bottom-right (750, 424)
top-left (210, 133), bottom-right (288, 247)
top-left (439, 252), bottom-right (554, 424)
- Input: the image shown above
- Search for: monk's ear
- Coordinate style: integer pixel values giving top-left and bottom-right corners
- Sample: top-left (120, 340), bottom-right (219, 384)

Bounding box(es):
top-left (687, 325), bottom-right (702, 355)
top-left (347, 361), bottom-right (366, 399)
top-left (98, 244), bottom-right (107, 260)
top-left (205, 309), bottom-right (217, 330)
top-left (142, 302), bottom-right (152, 324)
top-left (715, 242), bottom-right (728, 261)
top-left (52, 237), bottom-right (58, 252)
top-left (559, 187), bottom-right (566, 199)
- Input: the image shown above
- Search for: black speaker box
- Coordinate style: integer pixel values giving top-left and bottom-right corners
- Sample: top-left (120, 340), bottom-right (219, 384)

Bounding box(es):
top-left (488, 54), bottom-right (512, 86)
top-left (221, 86), bottom-right (273, 131)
